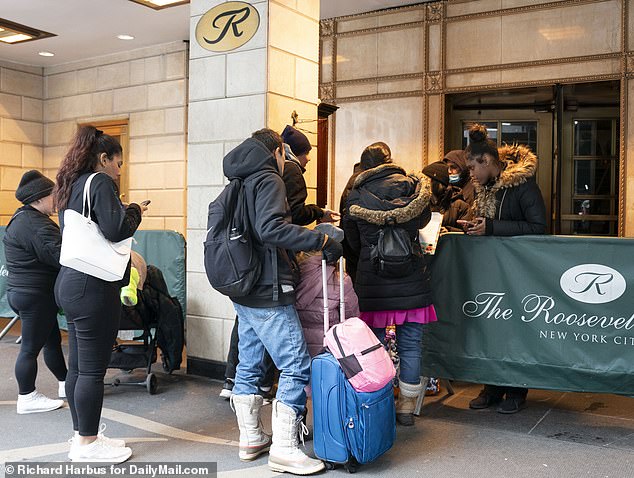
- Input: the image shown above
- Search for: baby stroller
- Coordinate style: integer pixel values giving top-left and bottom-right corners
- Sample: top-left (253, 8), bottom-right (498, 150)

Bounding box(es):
top-left (108, 263), bottom-right (184, 395)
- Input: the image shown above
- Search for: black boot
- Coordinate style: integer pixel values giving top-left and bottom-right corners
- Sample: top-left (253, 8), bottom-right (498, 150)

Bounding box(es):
top-left (469, 386), bottom-right (503, 410)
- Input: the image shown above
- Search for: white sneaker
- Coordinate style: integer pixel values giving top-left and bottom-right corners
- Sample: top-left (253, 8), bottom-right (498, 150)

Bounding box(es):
top-left (69, 436), bottom-right (132, 464)
top-left (68, 424), bottom-right (126, 458)
top-left (17, 391), bottom-right (64, 414)
top-left (59, 381), bottom-right (66, 399)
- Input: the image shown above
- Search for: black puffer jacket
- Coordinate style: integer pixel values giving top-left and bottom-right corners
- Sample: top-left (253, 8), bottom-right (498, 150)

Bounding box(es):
top-left (223, 138), bottom-right (325, 308)
top-left (59, 172), bottom-right (142, 285)
top-left (342, 164), bottom-right (433, 311)
top-left (3, 205), bottom-right (61, 293)
top-left (473, 144), bottom-right (547, 236)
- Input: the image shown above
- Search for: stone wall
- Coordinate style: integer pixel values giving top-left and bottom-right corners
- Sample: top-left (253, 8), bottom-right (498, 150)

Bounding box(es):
top-left (0, 61), bottom-right (44, 225)
top-left (42, 41), bottom-right (188, 234)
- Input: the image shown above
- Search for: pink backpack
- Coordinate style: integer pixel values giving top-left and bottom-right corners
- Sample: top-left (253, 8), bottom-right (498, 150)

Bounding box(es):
top-left (320, 258), bottom-right (395, 393)
top-left (324, 317), bottom-right (396, 393)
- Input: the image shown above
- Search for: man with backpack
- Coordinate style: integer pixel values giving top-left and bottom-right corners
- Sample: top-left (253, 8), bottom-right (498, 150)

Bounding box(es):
top-left (208, 128), bottom-right (342, 475)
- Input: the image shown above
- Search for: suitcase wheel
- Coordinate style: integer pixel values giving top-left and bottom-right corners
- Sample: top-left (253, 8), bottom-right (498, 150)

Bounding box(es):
top-left (324, 462), bottom-right (336, 471)
top-left (344, 458), bottom-right (359, 474)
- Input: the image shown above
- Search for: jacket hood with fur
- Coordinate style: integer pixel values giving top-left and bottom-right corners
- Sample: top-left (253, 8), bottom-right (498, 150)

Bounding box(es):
top-left (348, 164), bottom-right (431, 225)
top-left (473, 144), bottom-right (538, 219)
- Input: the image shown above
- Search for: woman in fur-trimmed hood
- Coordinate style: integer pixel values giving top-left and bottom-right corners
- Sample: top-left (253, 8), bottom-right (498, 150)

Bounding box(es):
top-left (341, 141), bottom-right (436, 427)
top-left (464, 124), bottom-right (547, 236)
top-left (462, 123), bottom-right (547, 416)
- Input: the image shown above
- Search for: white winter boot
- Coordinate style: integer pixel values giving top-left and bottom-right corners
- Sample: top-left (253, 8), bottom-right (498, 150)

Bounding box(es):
top-left (268, 400), bottom-right (325, 475)
top-left (231, 394), bottom-right (272, 461)
top-left (396, 380), bottom-right (424, 426)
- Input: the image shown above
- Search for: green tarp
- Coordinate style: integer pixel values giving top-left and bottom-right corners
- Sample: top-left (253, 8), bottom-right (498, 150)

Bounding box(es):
top-left (423, 233), bottom-right (634, 395)
top-left (0, 228), bottom-right (186, 322)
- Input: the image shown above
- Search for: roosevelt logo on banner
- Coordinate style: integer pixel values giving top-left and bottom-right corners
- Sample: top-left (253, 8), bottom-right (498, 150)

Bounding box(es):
top-left (560, 264), bottom-right (626, 304)
top-left (195, 2), bottom-right (260, 53)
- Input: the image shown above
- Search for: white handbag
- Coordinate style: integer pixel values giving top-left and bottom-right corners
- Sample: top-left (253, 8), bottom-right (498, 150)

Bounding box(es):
top-left (59, 172), bottom-right (133, 282)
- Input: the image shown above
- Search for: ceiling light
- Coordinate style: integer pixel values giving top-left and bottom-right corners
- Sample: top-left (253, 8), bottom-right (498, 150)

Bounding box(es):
top-left (38, 51), bottom-right (54, 57)
top-left (0, 18), bottom-right (55, 45)
top-left (117, 34), bottom-right (135, 40)
top-left (128, 0), bottom-right (189, 10)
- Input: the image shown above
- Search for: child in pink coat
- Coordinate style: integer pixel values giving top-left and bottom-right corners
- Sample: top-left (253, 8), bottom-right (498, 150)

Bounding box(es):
top-left (295, 225), bottom-right (359, 357)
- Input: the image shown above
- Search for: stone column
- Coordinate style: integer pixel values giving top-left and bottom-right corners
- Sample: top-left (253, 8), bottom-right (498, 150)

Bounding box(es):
top-left (186, 0), bottom-right (320, 376)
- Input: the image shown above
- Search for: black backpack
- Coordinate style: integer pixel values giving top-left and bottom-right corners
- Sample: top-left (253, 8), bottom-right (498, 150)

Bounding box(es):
top-left (204, 177), bottom-right (261, 297)
top-left (370, 219), bottom-right (417, 278)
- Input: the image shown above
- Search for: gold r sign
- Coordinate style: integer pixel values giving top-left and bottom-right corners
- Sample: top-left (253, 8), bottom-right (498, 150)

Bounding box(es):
top-left (195, 1), bottom-right (260, 53)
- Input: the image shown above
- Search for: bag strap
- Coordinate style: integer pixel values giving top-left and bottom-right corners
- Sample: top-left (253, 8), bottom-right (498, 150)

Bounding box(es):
top-left (82, 172), bottom-right (100, 219)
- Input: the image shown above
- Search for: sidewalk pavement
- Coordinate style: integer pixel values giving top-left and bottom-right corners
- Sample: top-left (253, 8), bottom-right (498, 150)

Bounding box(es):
top-left (0, 326), bottom-right (632, 478)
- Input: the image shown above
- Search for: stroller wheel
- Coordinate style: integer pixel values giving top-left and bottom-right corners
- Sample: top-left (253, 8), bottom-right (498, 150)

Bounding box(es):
top-left (147, 373), bottom-right (158, 394)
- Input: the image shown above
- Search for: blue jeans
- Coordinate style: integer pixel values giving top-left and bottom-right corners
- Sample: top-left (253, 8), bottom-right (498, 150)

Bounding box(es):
top-left (232, 303), bottom-right (311, 416)
top-left (373, 321), bottom-right (424, 385)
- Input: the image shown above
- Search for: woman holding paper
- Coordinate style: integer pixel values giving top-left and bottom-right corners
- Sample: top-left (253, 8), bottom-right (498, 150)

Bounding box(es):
top-left (341, 141), bottom-right (435, 427)
top-left (54, 126), bottom-right (146, 463)
top-left (461, 123), bottom-right (546, 414)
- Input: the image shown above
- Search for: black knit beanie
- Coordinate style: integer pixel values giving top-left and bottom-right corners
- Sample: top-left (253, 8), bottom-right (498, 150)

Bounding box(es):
top-left (15, 170), bottom-right (55, 205)
top-left (422, 161), bottom-right (450, 186)
top-left (281, 125), bottom-right (312, 156)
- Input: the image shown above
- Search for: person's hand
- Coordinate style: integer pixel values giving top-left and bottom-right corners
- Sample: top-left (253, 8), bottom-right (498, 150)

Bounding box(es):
top-left (135, 203), bottom-right (149, 215)
top-left (321, 235), bottom-right (343, 264)
top-left (439, 226), bottom-right (449, 235)
top-left (456, 219), bottom-right (472, 233)
top-left (319, 209), bottom-right (340, 223)
top-left (466, 217), bottom-right (486, 236)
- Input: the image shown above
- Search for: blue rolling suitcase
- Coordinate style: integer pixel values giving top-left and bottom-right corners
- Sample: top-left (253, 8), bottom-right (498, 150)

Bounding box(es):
top-left (311, 259), bottom-right (396, 472)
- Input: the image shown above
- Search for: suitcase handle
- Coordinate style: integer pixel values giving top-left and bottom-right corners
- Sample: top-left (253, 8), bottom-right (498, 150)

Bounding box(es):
top-left (322, 258), bottom-right (346, 345)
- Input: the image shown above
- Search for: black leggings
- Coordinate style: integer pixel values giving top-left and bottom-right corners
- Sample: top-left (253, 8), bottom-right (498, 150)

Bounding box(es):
top-left (7, 290), bottom-right (68, 395)
top-left (55, 267), bottom-right (120, 436)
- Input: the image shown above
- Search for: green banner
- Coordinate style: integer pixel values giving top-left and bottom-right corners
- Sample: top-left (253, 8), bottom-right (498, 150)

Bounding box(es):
top-left (423, 234), bottom-right (634, 395)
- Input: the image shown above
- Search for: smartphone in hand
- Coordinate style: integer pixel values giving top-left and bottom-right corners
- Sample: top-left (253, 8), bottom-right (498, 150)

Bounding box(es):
top-left (456, 219), bottom-right (474, 232)
top-left (140, 200), bottom-right (151, 206)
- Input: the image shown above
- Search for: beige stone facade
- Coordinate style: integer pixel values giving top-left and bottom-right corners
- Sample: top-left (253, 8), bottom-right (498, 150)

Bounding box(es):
top-left (43, 41), bottom-right (188, 234)
top-left (0, 61), bottom-right (44, 226)
top-left (186, 0), bottom-right (320, 366)
top-left (0, 42), bottom-right (187, 232)
top-left (320, 0), bottom-right (634, 236)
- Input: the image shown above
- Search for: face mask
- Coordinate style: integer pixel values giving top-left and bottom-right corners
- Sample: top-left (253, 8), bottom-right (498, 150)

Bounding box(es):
top-left (449, 174), bottom-right (461, 184)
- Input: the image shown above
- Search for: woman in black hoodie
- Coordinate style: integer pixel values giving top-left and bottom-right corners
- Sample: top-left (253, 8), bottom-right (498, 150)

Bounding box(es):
top-left (54, 126), bottom-right (145, 463)
top-left (3, 170), bottom-right (67, 415)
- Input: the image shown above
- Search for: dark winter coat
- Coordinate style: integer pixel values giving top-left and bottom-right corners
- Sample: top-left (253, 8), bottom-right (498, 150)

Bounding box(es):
top-left (473, 144), bottom-right (547, 236)
top-left (430, 187), bottom-right (472, 232)
top-left (3, 205), bottom-right (61, 293)
top-left (59, 172), bottom-right (142, 285)
top-left (282, 146), bottom-right (323, 226)
top-left (457, 178), bottom-right (476, 206)
top-left (223, 138), bottom-right (325, 308)
top-left (342, 163), bottom-right (433, 312)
